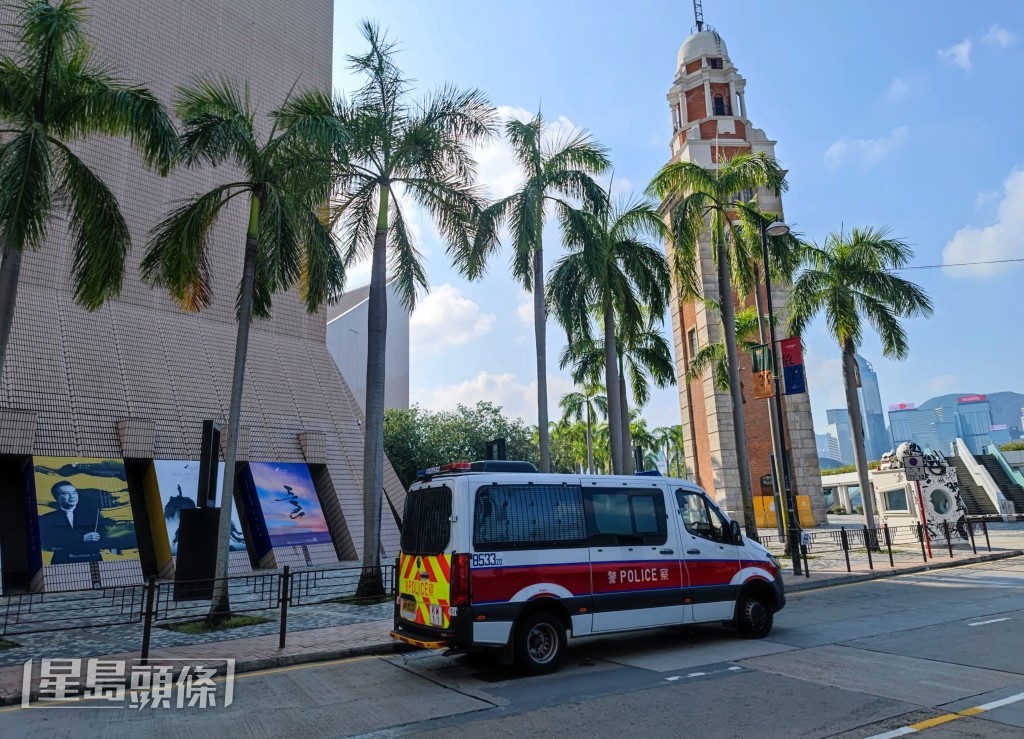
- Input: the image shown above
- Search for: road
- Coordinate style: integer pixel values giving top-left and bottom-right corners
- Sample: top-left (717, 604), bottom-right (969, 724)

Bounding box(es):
top-left (3, 558), bottom-right (1023, 738)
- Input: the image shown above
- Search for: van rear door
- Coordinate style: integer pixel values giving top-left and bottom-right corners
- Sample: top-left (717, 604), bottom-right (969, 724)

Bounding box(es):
top-left (397, 485), bottom-right (453, 632)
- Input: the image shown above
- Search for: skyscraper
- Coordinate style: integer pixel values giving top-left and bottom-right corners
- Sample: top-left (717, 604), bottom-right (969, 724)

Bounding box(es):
top-left (855, 354), bottom-right (892, 461)
top-left (663, 24), bottom-right (825, 524)
top-left (825, 409), bottom-right (854, 464)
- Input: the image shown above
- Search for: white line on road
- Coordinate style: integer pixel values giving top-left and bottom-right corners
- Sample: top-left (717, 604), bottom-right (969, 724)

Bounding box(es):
top-left (864, 728), bottom-right (916, 739)
top-left (968, 617), bottom-right (1011, 626)
top-left (686, 672), bottom-right (706, 677)
top-left (976, 691), bottom-right (1024, 711)
top-left (863, 691), bottom-right (1024, 739)
top-left (664, 676), bottom-right (680, 682)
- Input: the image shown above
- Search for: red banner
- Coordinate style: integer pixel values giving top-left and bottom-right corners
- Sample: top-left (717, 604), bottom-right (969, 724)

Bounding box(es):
top-left (780, 337), bottom-right (803, 368)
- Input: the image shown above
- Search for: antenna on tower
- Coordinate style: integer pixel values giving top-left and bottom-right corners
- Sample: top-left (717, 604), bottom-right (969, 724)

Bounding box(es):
top-left (693, 0), bottom-right (704, 32)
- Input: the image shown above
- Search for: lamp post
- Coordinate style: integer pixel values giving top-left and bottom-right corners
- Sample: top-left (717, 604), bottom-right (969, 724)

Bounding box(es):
top-left (761, 219), bottom-right (802, 576)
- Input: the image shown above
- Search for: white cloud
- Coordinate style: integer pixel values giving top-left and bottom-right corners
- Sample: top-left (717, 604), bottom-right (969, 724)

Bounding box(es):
top-left (420, 371), bottom-right (574, 424)
top-left (983, 24), bottom-right (1016, 48)
top-left (824, 126), bottom-right (909, 170)
top-left (409, 283), bottom-right (495, 353)
top-left (886, 78), bottom-right (912, 100)
top-left (515, 290), bottom-right (534, 325)
top-left (943, 168), bottom-right (1024, 277)
top-left (975, 189), bottom-right (998, 209)
top-left (927, 374), bottom-right (958, 394)
top-left (937, 38), bottom-right (972, 70)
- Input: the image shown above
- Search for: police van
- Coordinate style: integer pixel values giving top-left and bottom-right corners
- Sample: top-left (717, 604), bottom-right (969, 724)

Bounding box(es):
top-left (390, 461), bottom-right (785, 673)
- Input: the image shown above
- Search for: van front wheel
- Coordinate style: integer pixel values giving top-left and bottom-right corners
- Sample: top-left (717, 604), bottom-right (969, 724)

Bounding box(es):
top-left (735, 591), bottom-right (773, 638)
top-left (515, 612), bottom-right (566, 674)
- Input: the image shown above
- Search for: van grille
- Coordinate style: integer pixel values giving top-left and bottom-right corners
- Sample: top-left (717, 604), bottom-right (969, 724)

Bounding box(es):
top-left (401, 486), bottom-right (452, 555)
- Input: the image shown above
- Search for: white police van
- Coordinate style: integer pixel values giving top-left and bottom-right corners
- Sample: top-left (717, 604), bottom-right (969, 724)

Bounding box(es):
top-left (391, 461), bottom-right (785, 673)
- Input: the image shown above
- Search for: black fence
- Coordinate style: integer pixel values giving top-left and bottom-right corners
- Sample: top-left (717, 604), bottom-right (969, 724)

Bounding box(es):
top-left (755, 517), bottom-right (995, 578)
top-left (1, 563), bottom-right (396, 659)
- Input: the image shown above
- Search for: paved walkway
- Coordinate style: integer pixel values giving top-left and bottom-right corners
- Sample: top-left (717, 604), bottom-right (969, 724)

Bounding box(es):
top-left (1, 524), bottom-right (1021, 707)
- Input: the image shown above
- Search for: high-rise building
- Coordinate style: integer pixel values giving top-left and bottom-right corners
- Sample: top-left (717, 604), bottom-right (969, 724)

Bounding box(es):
top-left (825, 409), bottom-right (855, 465)
top-left (0, 0), bottom-right (405, 590)
top-left (957, 395), bottom-right (995, 454)
top-left (888, 403), bottom-right (957, 455)
top-left (664, 25), bottom-right (825, 524)
top-left (855, 354), bottom-right (892, 461)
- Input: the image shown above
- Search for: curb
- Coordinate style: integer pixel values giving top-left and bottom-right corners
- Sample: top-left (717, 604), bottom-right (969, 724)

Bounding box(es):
top-left (786, 549), bottom-right (1023, 593)
top-left (1, 638), bottom-right (416, 707)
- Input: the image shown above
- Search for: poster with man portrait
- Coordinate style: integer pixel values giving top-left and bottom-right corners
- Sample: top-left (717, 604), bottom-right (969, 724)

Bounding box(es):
top-left (245, 462), bottom-right (330, 548)
top-left (153, 461), bottom-right (247, 556)
top-left (33, 457), bottom-right (139, 566)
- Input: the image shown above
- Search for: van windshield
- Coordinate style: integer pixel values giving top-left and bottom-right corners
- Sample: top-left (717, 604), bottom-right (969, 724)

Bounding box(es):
top-left (401, 486), bottom-right (452, 555)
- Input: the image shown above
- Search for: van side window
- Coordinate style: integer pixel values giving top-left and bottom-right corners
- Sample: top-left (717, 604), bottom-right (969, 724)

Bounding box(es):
top-left (584, 489), bottom-right (667, 545)
top-left (473, 484), bottom-right (586, 551)
top-left (676, 489), bottom-right (728, 542)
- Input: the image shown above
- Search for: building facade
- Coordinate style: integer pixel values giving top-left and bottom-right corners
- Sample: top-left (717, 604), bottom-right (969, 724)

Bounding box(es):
top-left (325, 281), bottom-right (410, 413)
top-left (664, 29), bottom-right (825, 525)
top-left (825, 408), bottom-right (855, 465)
top-left (855, 354), bottom-right (892, 461)
top-left (0, 0), bottom-right (405, 591)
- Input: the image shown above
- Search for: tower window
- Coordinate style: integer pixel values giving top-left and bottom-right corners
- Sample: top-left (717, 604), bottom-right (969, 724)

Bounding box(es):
top-left (688, 329), bottom-right (698, 365)
top-left (713, 95), bottom-right (731, 116)
top-left (709, 57), bottom-right (723, 69)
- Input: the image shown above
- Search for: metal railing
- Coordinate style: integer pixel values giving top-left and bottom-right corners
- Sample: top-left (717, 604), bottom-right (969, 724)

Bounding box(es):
top-left (2, 563), bottom-right (396, 659)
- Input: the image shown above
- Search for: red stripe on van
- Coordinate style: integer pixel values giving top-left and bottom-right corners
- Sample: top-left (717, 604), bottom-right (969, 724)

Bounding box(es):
top-left (471, 563), bottom-right (591, 602)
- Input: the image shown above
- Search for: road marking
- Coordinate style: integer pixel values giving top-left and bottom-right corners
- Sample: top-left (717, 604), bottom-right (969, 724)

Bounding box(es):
top-left (968, 617), bottom-right (1011, 626)
top-left (686, 672), bottom-right (706, 677)
top-left (863, 692), bottom-right (1024, 739)
top-left (664, 676), bottom-right (680, 682)
top-left (727, 666), bottom-right (742, 671)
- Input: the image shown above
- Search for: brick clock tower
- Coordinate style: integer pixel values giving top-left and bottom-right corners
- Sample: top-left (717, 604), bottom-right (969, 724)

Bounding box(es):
top-left (663, 26), bottom-right (826, 526)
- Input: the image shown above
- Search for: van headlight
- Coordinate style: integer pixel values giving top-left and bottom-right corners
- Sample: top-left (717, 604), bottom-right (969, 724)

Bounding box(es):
top-left (768, 554), bottom-right (782, 569)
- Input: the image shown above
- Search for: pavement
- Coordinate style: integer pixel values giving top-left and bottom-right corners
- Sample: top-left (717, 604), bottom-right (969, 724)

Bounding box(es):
top-left (2, 556), bottom-right (1023, 737)
top-left (0, 521), bottom-right (1020, 710)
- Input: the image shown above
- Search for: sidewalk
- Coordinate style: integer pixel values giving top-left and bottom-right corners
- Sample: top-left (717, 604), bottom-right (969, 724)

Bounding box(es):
top-left (2, 533), bottom-right (1021, 707)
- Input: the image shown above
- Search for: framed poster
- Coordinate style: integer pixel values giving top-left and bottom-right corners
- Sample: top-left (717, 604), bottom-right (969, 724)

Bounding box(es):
top-left (153, 461), bottom-right (246, 556)
top-left (245, 462), bottom-right (331, 548)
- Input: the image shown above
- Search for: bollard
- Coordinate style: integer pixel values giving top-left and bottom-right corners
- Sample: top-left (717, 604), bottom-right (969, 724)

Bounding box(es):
top-left (967, 521), bottom-right (977, 555)
top-left (883, 524), bottom-right (894, 568)
top-left (279, 566), bottom-right (291, 649)
top-left (141, 576), bottom-right (156, 664)
top-left (863, 525), bottom-right (874, 570)
top-left (917, 523), bottom-right (928, 562)
top-left (840, 527), bottom-right (852, 572)
top-left (800, 544), bottom-right (810, 578)
top-left (983, 519), bottom-right (991, 552)
top-left (943, 519), bottom-right (953, 558)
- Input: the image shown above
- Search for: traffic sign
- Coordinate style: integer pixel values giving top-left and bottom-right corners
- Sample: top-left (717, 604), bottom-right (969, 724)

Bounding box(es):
top-left (903, 454), bottom-right (927, 481)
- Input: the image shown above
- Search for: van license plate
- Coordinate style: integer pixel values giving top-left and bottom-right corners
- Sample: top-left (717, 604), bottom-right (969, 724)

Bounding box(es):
top-left (429, 603), bottom-right (443, 627)
top-left (400, 596), bottom-right (416, 620)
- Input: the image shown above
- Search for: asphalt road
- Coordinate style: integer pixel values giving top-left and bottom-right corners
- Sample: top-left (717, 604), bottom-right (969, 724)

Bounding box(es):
top-left (3, 558), bottom-right (1023, 739)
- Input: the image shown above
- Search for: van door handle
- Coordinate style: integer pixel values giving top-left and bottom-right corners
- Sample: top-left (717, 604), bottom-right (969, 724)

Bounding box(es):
top-left (686, 549), bottom-right (701, 555)
top-left (660, 548), bottom-right (674, 555)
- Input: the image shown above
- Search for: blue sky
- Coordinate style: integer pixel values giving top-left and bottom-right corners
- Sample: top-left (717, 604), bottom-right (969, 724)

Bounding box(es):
top-left (331, 1), bottom-right (1024, 434)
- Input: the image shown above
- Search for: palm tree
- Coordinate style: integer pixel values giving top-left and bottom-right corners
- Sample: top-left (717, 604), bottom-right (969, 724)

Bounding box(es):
top-left (548, 193), bottom-right (670, 473)
top-left (649, 152), bottom-right (787, 538)
top-left (669, 425), bottom-right (686, 477)
top-left (686, 306), bottom-right (763, 391)
top-left (329, 23), bottom-right (495, 596)
top-left (142, 78), bottom-right (343, 620)
top-left (0, 0), bottom-right (177, 380)
top-left (466, 113), bottom-right (610, 472)
top-left (628, 412), bottom-right (658, 471)
top-left (788, 226), bottom-right (933, 533)
top-left (558, 314), bottom-right (675, 475)
top-left (559, 382), bottom-right (608, 474)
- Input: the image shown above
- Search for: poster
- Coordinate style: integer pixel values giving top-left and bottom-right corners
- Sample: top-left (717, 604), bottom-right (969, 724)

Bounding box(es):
top-left (247, 462), bottom-right (330, 547)
top-left (33, 457), bottom-right (138, 566)
top-left (153, 461), bottom-right (246, 556)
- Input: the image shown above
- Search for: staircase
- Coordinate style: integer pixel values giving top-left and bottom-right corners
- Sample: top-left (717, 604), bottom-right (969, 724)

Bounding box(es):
top-left (977, 454), bottom-right (1024, 514)
top-left (947, 455), bottom-right (998, 516)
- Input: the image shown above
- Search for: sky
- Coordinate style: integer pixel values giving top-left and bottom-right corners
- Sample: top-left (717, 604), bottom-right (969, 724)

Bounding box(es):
top-left (330, 1), bottom-right (1024, 434)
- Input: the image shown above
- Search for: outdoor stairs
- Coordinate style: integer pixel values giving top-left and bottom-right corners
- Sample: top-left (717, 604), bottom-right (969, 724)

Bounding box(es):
top-left (947, 455), bottom-right (998, 516)
top-left (977, 454), bottom-right (1024, 515)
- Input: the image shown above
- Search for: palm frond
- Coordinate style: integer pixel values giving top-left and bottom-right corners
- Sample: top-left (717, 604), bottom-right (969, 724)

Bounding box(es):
top-left (387, 196), bottom-right (427, 310)
top-left (0, 126), bottom-right (51, 251)
top-left (174, 76), bottom-right (257, 170)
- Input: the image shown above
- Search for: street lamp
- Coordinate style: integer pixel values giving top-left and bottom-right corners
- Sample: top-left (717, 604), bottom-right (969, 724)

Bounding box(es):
top-left (760, 219), bottom-right (802, 576)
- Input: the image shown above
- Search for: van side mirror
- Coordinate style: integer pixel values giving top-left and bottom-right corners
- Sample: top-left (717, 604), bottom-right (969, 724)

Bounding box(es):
top-left (730, 520), bottom-right (742, 543)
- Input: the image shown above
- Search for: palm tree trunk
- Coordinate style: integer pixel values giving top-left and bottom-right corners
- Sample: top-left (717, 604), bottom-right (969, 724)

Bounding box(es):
top-left (619, 358), bottom-right (633, 475)
top-left (602, 299), bottom-right (623, 474)
top-left (718, 237), bottom-right (758, 538)
top-left (208, 196), bottom-right (261, 621)
top-left (0, 236), bottom-right (23, 383)
top-left (585, 402), bottom-right (594, 475)
top-left (357, 184), bottom-right (390, 598)
top-left (533, 241), bottom-right (551, 473)
top-left (842, 340), bottom-right (878, 545)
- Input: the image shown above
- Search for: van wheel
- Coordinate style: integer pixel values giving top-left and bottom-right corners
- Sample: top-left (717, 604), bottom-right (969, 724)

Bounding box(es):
top-left (735, 591), bottom-right (773, 639)
top-left (515, 611), bottom-right (566, 674)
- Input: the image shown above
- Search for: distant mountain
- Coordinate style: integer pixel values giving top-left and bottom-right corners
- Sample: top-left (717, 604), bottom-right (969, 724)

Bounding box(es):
top-left (917, 391), bottom-right (1024, 431)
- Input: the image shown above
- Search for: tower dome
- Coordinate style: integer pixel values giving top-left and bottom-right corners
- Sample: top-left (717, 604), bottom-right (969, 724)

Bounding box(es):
top-left (677, 30), bottom-right (729, 69)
